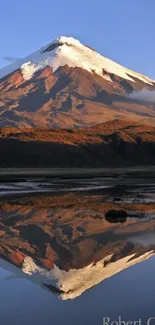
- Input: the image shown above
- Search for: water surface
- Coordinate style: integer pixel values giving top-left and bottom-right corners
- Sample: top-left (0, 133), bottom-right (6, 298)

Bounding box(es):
top-left (1, 177), bottom-right (155, 324)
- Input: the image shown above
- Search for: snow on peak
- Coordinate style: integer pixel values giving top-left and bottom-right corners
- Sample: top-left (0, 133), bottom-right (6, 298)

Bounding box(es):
top-left (21, 62), bottom-right (43, 80)
top-left (21, 250), bottom-right (155, 300)
top-left (53, 36), bottom-right (81, 46)
top-left (0, 35), bottom-right (154, 85)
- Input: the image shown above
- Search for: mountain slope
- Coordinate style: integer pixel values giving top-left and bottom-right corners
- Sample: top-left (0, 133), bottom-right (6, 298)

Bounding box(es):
top-left (0, 36), bottom-right (155, 128)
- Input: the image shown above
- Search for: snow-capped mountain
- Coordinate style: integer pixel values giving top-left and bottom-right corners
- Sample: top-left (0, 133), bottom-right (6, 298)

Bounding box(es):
top-left (1, 250), bottom-right (155, 301)
top-left (1, 189), bottom-right (155, 300)
top-left (0, 36), bottom-right (155, 128)
top-left (21, 251), bottom-right (155, 300)
top-left (0, 36), bottom-right (154, 84)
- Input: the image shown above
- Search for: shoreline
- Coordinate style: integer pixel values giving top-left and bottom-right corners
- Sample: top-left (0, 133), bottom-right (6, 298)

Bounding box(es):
top-left (0, 167), bottom-right (155, 200)
top-left (0, 166), bottom-right (155, 179)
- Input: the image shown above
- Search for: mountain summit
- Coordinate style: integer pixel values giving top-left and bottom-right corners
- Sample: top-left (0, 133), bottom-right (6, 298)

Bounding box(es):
top-left (0, 36), bottom-right (154, 84)
top-left (0, 36), bottom-right (155, 128)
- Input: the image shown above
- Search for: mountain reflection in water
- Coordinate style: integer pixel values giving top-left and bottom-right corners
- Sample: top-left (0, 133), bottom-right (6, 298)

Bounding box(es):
top-left (0, 182), bottom-right (155, 300)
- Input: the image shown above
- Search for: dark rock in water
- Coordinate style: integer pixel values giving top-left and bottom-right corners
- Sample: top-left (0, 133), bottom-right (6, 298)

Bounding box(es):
top-left (105, 210), bottom-right (127, 223)
top-left (113, 197), bottom-right (121, 202)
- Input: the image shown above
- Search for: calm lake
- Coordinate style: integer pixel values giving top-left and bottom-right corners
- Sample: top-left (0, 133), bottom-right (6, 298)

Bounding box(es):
top-left (1, 175), bottom-right (155, 325)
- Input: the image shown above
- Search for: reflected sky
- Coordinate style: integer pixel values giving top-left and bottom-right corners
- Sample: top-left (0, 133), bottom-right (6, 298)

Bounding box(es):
top-left (1, 256), bottom-right (155, 325)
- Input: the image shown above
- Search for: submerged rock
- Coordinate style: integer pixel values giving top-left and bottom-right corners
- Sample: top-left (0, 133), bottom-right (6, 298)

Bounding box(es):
top-left (105, 209), bottom-right (127, 223)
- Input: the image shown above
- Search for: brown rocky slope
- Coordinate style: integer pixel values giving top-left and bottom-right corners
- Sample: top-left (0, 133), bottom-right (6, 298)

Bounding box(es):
top-left (0, 119), bottom-right (155, 167)
top-left (0, 191), bottom-right (155, 272)
top-left (1, 64), bottom-right (155, 129)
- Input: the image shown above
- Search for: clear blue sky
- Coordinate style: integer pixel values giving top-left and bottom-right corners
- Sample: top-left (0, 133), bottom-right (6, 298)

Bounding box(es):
top-left (0, 0), bottom-right (155, 78)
